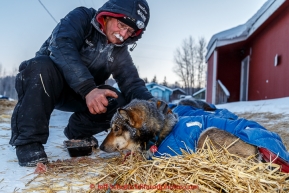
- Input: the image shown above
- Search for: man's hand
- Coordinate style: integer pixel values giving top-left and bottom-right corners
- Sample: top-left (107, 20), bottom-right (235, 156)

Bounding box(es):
top-left (85, 88), bottom-right (118, 114)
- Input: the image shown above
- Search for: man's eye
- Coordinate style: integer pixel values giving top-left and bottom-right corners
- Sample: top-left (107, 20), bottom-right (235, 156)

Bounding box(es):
top-left (128, 29), bottom-right (134, 34)
top-left (120, 23), bottom-right (126, 29)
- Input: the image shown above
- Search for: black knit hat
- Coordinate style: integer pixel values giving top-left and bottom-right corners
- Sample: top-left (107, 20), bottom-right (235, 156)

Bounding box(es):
top-left (118, 17), bottom-right (139, 31)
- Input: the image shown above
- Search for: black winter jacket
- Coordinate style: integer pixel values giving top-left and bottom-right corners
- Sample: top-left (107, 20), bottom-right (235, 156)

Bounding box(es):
top-left (36, 6), bottom-right (152, 102)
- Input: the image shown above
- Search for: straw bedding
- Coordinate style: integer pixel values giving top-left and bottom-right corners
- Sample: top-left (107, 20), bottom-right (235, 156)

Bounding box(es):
top-left (23, 140), bottom-right (289, 193)
top-left (0, 100), bottom-right (16, 122)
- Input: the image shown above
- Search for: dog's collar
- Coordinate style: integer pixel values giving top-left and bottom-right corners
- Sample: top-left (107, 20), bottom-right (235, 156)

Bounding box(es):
top-left (146, 136), bottom-right (158, 150)
top-left (145, 130), bottom-right (161, 151)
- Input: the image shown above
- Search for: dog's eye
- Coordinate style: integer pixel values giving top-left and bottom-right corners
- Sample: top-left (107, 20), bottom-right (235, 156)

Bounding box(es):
top-left (114, 126), bottom-right (119, 132)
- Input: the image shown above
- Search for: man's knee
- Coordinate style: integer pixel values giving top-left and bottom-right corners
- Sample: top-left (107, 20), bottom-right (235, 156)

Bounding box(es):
top-left (19, 56), bottom-right (56, 74)
top-left (64, 112), bottom-right (110, 139)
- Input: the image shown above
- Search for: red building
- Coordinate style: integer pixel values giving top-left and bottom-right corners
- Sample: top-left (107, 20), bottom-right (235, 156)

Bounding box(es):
top-left (205, 0), bottom-right (289, 104)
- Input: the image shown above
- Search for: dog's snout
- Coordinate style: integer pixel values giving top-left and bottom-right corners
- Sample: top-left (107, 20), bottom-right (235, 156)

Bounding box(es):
top-left (99, 143), bottom-right (110, 152)
top-left (99, 140), bottom-right (117, 153)
top-left (99, 144), bottom-right (116, 153)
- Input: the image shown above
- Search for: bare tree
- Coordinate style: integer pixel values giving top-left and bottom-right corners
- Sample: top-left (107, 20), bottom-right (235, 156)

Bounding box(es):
top-left (143, 77), bottom-right (148, 83)
top-left (196, 37), bottom-right (207, 89)
top-left (173, 36), bottom-right (207, 95)
top-left (0, 64), bottom-right (18, 99)
top-left (173, 81), bottom-right (181, 88)
top-left (151, 75), bottom-right (158, 84)
top-left (0, 63), bottom-right (7, 77)
top-left (162, 76), bottom-right (168, 87)
top-left (12, 67), bottom-right (18, 75)
top-left (0, 63), bottom-right (2, 77)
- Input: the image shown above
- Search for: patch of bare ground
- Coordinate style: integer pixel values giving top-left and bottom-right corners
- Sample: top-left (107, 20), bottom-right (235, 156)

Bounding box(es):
top-left (0, 100), bottom-right (16, 123)
top-left (236, 112), bottom-right (289, 149)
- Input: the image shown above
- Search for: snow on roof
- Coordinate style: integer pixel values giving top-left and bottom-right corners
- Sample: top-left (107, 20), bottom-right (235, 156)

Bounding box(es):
top-left (148, 86), bottom-right (166, 92)
top-left (206, 0), bottom-right (285, 61)
top-left (193, 88), bottom-right (206, 96)
top-left (172, 87), bottom-right (186, 94)
top-left (148, 85), bottom-right (173, 92)
top-left (145, 83), bottom-right (173, 92)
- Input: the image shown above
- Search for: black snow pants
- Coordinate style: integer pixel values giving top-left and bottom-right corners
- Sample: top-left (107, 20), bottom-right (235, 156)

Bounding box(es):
top-left (9, 56), bottom-right (127, 146)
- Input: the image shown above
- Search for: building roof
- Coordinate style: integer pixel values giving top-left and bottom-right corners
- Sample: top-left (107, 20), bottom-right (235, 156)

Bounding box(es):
top-left (145, 82), bottom-right (158, 87)
top-left (206, 0), bottom-right (285, 61)
top-left (148, 86), bottom-right (166, 92)
top-left (147, 85), bottom-right (173, 93)
top-left (172, 87), bottom-right (186, 94)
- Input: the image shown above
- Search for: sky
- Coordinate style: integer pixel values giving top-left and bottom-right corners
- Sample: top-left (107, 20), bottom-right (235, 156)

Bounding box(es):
top-left (0, 0), bottom-right (267, 84)
top-left (1, 96), bottom-right (289, 192)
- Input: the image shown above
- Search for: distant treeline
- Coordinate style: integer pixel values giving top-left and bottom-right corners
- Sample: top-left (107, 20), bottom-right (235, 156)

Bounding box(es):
top-left (1, 75), bottom-right (203, 102)
top-left (0, 75), bottom-right (17, 100)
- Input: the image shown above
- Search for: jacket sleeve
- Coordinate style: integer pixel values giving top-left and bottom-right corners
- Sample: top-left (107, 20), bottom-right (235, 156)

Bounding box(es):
top-left (111, 48), bottom-right (153, 102)
top-left (48, 7), bottom-right (97, 97)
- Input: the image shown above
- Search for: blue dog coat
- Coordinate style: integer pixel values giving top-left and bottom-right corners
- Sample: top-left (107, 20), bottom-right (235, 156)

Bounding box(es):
top-left (156, 105), bottom-right (289, 166)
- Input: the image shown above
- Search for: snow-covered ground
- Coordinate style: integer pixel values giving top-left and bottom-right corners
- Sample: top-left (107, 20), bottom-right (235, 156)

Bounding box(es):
top-left (0, 97), bottom-right (289, 192)
top-left (216, 97), bottom-right (289, 114)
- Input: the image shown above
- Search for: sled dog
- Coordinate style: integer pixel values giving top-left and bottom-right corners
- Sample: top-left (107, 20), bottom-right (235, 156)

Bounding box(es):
top-left (100, 98), bottom-right (258, 158)
top-left (100, 99), bottom-right (177, 153)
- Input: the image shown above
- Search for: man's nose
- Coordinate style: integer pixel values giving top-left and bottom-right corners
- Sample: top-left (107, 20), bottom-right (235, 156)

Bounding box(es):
top-left (119, 28), bottom-right (128, 37)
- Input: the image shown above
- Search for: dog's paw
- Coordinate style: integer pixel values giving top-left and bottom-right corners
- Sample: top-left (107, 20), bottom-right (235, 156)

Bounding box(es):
top-left (143, 149), bottom-right (154, 160)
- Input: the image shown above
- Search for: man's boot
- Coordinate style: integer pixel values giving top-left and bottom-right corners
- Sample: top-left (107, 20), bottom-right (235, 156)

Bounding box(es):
top-left (16, 143), bottom-right (48, 167)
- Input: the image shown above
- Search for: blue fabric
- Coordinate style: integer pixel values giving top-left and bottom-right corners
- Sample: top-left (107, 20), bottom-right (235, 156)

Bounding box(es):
top-left (156, 105), bottom-right (289, 163)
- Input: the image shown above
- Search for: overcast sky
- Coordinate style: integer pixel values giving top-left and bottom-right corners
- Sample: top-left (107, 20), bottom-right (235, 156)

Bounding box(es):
top-left (0, 0), bottom-right (267, 84)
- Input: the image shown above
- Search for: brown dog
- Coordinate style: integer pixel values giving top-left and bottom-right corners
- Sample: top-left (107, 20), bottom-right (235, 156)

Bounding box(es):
top-left (100, 98), bottom-right (258, 159)
top-left (99, 99), bottom-right (178, 153)
top-left (197, 127), bottom-right (258, 158)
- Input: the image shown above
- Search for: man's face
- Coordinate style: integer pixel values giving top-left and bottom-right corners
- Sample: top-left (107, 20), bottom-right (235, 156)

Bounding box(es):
top-left (104, 17), bottom-right (135, 44)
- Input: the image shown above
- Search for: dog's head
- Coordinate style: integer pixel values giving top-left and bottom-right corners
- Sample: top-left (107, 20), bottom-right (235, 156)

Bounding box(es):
top-left (99, 107), bottom-right (145, 153)
top-left (99, 99), bottom-right (177, 153)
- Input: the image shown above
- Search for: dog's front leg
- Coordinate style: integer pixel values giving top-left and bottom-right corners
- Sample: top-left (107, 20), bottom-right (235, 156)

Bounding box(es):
top-left (143, 149), bottom-right (154, 159)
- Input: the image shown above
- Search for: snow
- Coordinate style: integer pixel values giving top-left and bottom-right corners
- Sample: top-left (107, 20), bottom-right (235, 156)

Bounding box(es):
top-left (0, 97), bottom-right (289, 192)
top-left (216, 97), bottom-right (289, 114)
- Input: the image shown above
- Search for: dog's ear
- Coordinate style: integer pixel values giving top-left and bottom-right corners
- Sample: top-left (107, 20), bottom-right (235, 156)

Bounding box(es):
top-left (118, 108), bottom-right (131, 122)
top-left (118, 108), bottom-right (143, 129)
top-left (156, 100), bottom-right (173, 115)
top-left (118, 108), bottom-right (137, 127)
